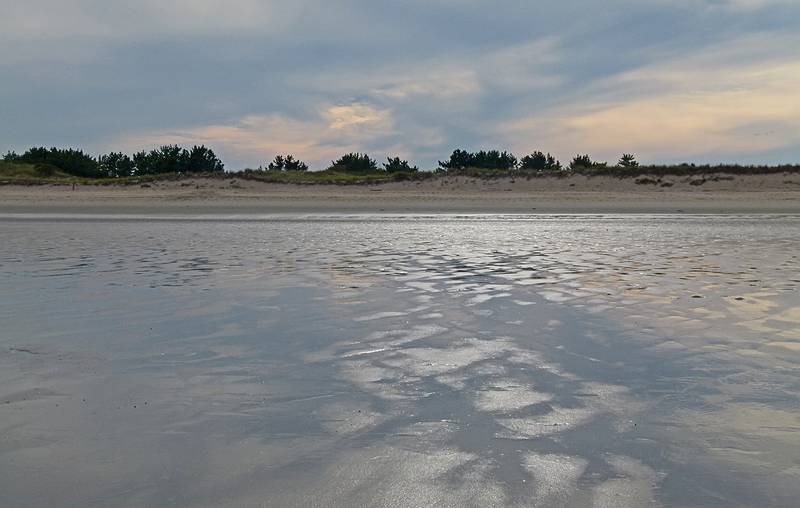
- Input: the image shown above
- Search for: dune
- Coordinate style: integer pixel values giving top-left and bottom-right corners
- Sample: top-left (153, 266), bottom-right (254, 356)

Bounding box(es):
top-left (1, 173), bottom-right (799, 214)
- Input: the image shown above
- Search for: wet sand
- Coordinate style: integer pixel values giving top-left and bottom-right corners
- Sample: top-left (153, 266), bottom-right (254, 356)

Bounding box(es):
top-left (1, 215), bottom-right (799, 507)
top-left (1, 173), bottom-right (800, 214)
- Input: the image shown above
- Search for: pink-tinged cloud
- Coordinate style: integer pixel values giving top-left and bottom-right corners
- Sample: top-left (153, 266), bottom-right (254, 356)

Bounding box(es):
top-left (501, 35), bottom-right (800, 163)
top-left (112, 103), bottom-right (397, 169)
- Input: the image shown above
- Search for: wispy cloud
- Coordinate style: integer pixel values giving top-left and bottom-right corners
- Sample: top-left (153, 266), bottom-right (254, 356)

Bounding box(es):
top-left (321, 103), bottom-right (394, 134)
top-left (500, 33), bottom-right (800, 163)
top-left (1, 1), bottom-right (281, 40)
top-left (113, 103), bottom-right (399, 169)
top-left (3, 1), bottom-right (799, 166)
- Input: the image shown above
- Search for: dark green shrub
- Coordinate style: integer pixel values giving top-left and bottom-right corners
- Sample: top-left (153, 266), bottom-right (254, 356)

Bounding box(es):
top-left (438, 149), bottom-right (517, 172)
top-left (99, 152), bottom-right (135, 177)
top-left (569, 154), bottom-right (607, 171)
top-left (328, 153), bottom-right (378, 173)
top-left (520, 151), bottom-right (561, 171)
top-left (617, 153), bottom-right (639, 168)
top-left (14, 147), bottom-right (102, 177)
top-left (268, 154), bottom-right (308, 171)
top-left (186, 145), bottom-right (224, 173)
top-left (35, 164), bottom-right (59, 177)
top-left (438, 149), bottom-right (472, 172)
top-left (383, 157), bottom-right (418, 173)
top-left (132, 145), bottom-right (189, 175)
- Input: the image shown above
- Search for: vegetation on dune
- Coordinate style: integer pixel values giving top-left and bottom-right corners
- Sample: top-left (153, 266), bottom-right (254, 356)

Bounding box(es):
top-left (98, 152), bottom-right (135, 178)
top-left (568, 154), bottom-right (607, 171)
top-left (327, 153), bottom-right (379, 173)
top-left (5, 147), bottom-right (103, 178)
top-left (438, 149), bottom-right (518, 172)
top-left (520, 151), bottom-right (561, 172)
top-left (235, 153), bottom-right (423, 184)
top-left (618, 153), bottom-right (639, 168)
top-left (268, 155), bottom-right (309, 172)
top-left (2, 145), bottom-right (224, 179)
top-left (383, 157), bottom-right (419, 173)
top-left (240, 168), bottom-right (418, 185)
top-left (2, 145), bottom-right (799, 185)
top-left (131, 145), bottom-right (224, 175)
top-left (0, 160), bottom-right (72, 180)
top-left (573, 163), bottom-right (800, 178)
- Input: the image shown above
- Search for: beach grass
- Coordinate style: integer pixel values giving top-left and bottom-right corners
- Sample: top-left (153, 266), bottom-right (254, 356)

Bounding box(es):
top-left (3, 159), bottom-right (800, 187)
top-left (0, 161), bottom-right (72, 180)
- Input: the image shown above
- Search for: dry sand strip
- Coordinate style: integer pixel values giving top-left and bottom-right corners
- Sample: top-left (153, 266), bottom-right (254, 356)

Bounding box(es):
top-left (1, 174), bottom-right (800, 215)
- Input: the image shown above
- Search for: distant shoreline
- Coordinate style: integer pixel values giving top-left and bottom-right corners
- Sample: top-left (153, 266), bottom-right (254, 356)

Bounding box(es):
top-left (1, 174), bottom-right (799, 215)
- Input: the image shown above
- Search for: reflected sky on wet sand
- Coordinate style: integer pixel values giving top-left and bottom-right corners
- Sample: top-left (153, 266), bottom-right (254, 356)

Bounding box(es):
top-left (1, 215), bottom-right (799, 507)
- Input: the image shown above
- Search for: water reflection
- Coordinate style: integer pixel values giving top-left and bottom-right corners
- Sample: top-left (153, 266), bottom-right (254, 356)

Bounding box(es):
top-left (0, 215), bottom-right (798, 507)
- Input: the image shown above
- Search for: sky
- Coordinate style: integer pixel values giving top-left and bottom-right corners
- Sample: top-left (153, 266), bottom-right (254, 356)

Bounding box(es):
top-left (2, 0), bottom-right (799, 170)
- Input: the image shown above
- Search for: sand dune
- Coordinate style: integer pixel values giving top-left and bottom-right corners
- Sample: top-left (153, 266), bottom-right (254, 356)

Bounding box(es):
top-left (1, 173), bottom-right (799, 214)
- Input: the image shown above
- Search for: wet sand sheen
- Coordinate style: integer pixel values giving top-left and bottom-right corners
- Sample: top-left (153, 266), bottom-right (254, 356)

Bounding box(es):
top-left (1, 215), bottom-right (798, 507)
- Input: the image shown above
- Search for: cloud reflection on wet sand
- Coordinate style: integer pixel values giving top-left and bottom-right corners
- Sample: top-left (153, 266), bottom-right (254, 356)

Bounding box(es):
top-left (0, 215), bottom-right (798, 507)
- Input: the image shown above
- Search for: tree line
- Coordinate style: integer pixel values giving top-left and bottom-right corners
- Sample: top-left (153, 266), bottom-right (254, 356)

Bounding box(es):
top-left (13, 144), bottom-right (786, 179)
top-left (260, 150), bottom-right (637, 174)
top-left (2, 146), bottom-right (425, 178)
top-left (261, 153), bottom-right (419, 173)
top-left (436, 149), bottom-right (640, 172)
top-left (3, 145), bottom-right (225, 178)
top-left (259, 150), bottom-right (638, 174)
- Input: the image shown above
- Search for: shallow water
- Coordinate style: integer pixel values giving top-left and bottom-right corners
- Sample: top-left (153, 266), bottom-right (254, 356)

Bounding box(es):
top-left (1, 215), bottom-right (798, 507)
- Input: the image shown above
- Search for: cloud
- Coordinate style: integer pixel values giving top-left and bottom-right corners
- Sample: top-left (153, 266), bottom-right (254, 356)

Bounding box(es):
top-left (2, 1), bottom-right (799, 167)
top-left (321, 103), bottom-right (394, 133)
top-left (0, 1), bottom-right (278, 40)
top-left (681, 0), bottom-right (790, 10)
top-left (112, 103), bottom-right (399, 169)
top-left (288, 58), bottom-right (483, 104)
top-left (293, 37), bottom-right (561, 101)
top-left (500, 33), bottom-right (800, 163)
top-left (370, 69), bottom-right (481, 101)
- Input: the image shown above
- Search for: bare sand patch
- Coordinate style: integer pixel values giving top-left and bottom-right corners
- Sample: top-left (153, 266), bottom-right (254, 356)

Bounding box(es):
top-left (1, 173), bottom-right (799, 214)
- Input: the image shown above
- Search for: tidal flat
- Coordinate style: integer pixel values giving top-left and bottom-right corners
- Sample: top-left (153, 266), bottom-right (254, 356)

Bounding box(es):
top-left (1, 215), bottom-right (799, 507)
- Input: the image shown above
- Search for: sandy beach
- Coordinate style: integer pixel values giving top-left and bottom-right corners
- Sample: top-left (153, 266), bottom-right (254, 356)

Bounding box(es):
top-left (1, 173), bottom-right (800, 215)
